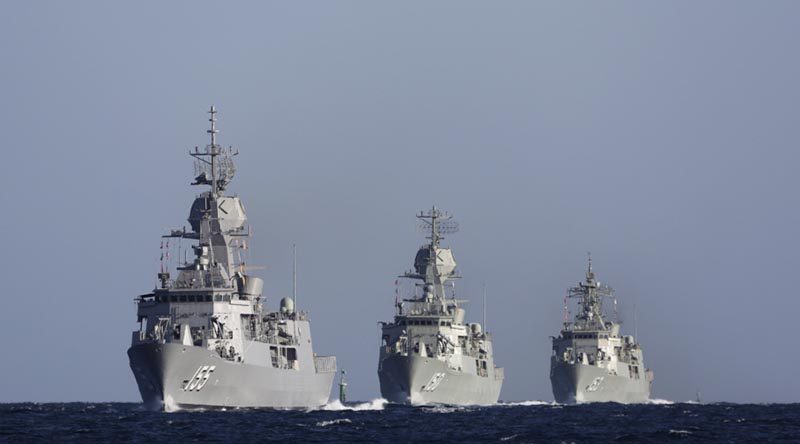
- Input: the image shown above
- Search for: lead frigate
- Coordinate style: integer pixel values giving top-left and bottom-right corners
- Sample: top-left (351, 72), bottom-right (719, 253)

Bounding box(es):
top-left (127, 107), bottom-right (336, 410)
top-left (550, 255), bottom-right (653, 404)
top-left (378, 207), bottom-right (504, 405)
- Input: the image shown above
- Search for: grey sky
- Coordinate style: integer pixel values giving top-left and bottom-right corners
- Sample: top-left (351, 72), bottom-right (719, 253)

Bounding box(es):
top-left (1, 1), bottom-right (798, 403)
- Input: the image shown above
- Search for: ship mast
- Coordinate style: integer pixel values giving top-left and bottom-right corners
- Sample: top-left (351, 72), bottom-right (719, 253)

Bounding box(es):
top-left (398, 206), bottom-right (461, 312)
top-left (189, 105), bottom-right (236, 196)
top-left (415, 206), bottom-right (459, 296)
top-left (206, 106), bottom-right (218, 282)
top-left (293, 243), bottom-right (298, 310)
top-left (208, 105), bottom-right (219, 197)
top-left (174, 106), bottom-right (240, 286)
top-left (566, 252), bottom-right (614, 331)
top-left (419, 205), bottom-right (445, 249)
top-left (422, 206), bottom-right (441, 290)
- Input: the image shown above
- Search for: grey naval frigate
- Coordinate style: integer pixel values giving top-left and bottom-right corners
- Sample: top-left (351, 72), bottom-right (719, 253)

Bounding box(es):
top-left (550, 255), bottom-right (653, 404)
top-left (128, 107), bottom-right (336, 410)
top-left (378, 207), bottom-right (504, 405)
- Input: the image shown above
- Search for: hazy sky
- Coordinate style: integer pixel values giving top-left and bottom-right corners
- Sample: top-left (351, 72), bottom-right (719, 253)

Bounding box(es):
top-left (2, 1), bottom-right (799, 403)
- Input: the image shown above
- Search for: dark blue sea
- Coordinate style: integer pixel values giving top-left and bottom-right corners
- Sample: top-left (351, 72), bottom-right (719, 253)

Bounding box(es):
top-left (2, 399), bottom-right (798, 443)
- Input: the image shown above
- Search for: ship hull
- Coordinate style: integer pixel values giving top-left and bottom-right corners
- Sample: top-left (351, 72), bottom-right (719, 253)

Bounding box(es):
top-left (378, 354), bottom-right (502, 405)
top-left (550, 361), bottom-right (650, 404)
top-left (128, 342), bottom-right (334, 410)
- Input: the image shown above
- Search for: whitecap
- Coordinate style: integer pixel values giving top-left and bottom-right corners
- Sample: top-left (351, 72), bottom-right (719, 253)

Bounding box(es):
top-left (163, 395), bottom-right (181, 413)
top-left (500, 400), bottom-right (558, 406)
top-left (318, 398), bottom-right (387, 411)
top-left (669, 429), bottom-right (692, 435)
top-left (316, 418), bottom-right (352, 427)
top-left (647, 398), bottom-right (674, 405)
top-left (421, 405), bottom-right (466, 414)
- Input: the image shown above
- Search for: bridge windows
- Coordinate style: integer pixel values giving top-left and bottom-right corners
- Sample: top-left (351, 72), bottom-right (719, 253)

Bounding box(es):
top-left (572, 333), bottom-right (605, 340)
top-left (161, 293), bottom-right (220, 303)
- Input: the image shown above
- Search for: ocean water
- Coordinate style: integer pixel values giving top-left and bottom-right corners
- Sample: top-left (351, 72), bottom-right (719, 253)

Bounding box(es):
top-left (2, 400), bottom-right (798, 443)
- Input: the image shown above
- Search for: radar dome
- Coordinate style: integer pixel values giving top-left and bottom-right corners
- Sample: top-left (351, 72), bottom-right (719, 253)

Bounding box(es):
top-left (280, 297), bottom-right (295, 315)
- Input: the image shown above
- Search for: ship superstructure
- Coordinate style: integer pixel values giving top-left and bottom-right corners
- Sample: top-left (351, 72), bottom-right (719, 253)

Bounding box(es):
top-left (127, 107), bottom-right (336, 410)
top-left (550, 255), bottom-right (653, 403)
top-left (378, 207), bottom-right (503, 405)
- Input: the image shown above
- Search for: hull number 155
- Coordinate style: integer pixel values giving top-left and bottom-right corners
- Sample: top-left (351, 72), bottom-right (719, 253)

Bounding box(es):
top-left (183, 365), bottom-right (216, 391)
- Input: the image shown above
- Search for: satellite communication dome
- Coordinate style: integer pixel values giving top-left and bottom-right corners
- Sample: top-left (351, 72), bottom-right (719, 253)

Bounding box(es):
top-left (280, 297), bottom-right (295, 314)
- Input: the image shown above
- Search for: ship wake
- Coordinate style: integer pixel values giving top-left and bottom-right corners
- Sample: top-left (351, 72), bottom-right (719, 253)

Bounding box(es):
top-left (500, 400), bottom-right (560, 407)
top-left (163, 395), bottom-right (181, 413)
top-left (317, 398), bottom-right (387, 411)
top-left (647, 398), bottom-right (675, 405)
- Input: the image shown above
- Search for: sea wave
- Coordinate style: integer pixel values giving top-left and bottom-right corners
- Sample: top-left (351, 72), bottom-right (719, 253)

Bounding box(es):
top-left (0, 402), bottom-right (795, 441)
top-left (319, 398), bottom-right (387, 411)
top-left (647, 399), bottom-right (674, 405)
top-left (316, 418), bottom-right (352, 427)
top-left (669, 429), bottom-right (693, 435)
top-left (163, 395), bottom-right (180, 413)
top-left (421, 405), bottom-right (467, 414)
top-left (500, 400), bottom-right (558, 406)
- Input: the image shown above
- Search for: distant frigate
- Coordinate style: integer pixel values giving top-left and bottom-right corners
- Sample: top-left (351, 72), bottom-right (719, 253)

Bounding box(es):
top-left (378, 207), bottom-right (504, 405)
top-left (550, 255), bottom-right (653, 404)
top-left (127, 107), bottom-right (336, 410)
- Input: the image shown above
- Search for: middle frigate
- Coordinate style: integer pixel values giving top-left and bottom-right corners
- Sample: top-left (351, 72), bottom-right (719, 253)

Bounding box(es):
top-left (378, 206), bottom-right (504, 405)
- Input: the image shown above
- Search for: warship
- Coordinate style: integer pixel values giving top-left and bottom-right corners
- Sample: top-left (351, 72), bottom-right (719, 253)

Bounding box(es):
top-left (550, 255), bottom-right (653, 404)
top-left (378, 207), bottom-right (504, 405)
top-left (127, 107), bottom-right (336, 410)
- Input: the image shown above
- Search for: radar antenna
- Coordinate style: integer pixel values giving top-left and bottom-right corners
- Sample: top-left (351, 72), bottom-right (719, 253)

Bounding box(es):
top-left (567, 253), bottom-right (614, 331)
top-left (190, 105), bottom-right (238, 195)
top-left (417, 205), bottom-right (459, 247)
